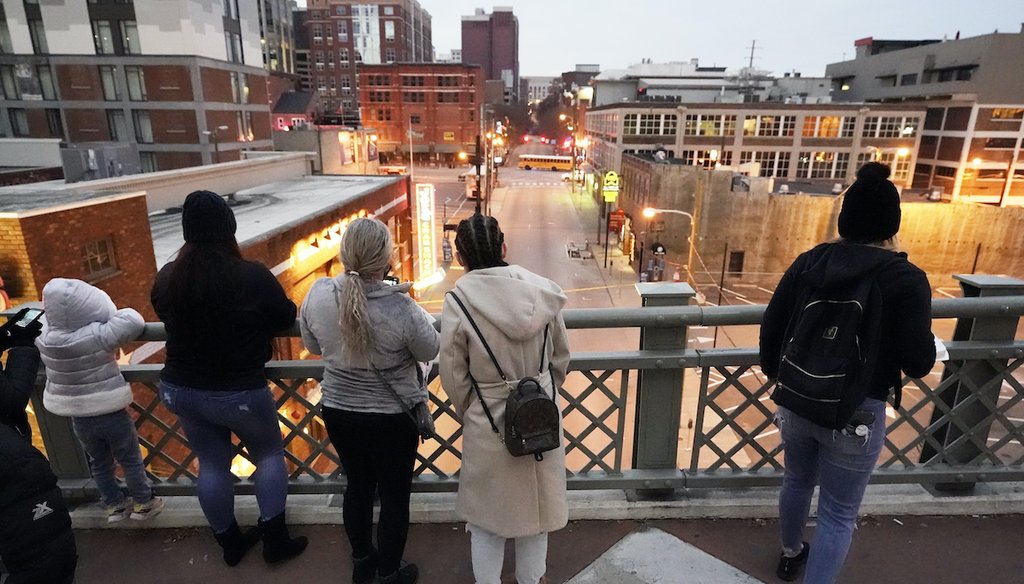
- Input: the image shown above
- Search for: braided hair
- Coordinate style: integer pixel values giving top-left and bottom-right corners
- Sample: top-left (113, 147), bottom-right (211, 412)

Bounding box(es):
top-left (454, 213), bottom-right (508, 271)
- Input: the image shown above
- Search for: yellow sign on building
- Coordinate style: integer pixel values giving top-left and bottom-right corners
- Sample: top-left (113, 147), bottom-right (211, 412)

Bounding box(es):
top-left (602, 171), bottom-right (620, 202)
top-left (443, 132), bottom-right (456, 141)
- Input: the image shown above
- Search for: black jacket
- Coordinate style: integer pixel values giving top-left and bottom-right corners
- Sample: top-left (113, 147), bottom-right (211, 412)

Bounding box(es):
top-left (151, 259), bottom-right (297, 390)
top-left (760, 241), bottom-right (936, 402)
top-left (0, 422), bottom-right (73, 573)
top-left (0, 346), bottom-right (42, 440)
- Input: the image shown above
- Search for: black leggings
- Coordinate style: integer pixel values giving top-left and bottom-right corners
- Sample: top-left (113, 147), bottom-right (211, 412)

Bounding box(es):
top-left (322, 407), bottom-right (419, 575)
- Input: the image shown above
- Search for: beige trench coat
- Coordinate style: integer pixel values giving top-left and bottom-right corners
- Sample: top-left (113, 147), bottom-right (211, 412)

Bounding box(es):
top-left (440, 265), bottom-right (571, 539)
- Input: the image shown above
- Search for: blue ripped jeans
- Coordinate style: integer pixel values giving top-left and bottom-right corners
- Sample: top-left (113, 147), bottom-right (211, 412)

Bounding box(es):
top-left (778, 397), bottom-right (887, 584)
top-left (159, 382), bottom-right (288, 533)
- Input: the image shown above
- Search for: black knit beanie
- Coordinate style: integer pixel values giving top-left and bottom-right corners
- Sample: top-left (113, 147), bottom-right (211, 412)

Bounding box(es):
top-left (837, 162), bottom-right (901, 242)
top-left (181, 190), bottom-right (237, 243)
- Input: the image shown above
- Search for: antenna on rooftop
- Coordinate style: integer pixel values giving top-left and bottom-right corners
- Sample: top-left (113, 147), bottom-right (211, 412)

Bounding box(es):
top-left (746, 40), bottom-right (759, 69)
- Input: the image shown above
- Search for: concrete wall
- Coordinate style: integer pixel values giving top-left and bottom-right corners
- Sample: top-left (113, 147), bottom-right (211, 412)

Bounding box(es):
top-left (0, 138), bottom-right (62, 168)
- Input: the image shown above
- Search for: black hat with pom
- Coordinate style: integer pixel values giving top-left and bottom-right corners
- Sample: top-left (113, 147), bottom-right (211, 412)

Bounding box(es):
top-left (838, 162), bottom-right (902, 242)
top-left (181, 190), bottom-right (237, 243)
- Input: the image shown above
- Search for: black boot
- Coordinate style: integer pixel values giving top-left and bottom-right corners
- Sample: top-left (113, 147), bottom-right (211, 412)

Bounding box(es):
top-left (379, 562), bottom-right (418, 584)
top-left (213, 521), bottom-right (261, 567)
top-left (352, 549), bottom-right (377, 584)
top-left (258, 512), bottom-right (308, 564)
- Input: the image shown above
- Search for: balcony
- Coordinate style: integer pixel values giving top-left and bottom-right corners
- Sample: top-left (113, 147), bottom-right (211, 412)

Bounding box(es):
top-left (23, 277), bottom-right (1024, 582)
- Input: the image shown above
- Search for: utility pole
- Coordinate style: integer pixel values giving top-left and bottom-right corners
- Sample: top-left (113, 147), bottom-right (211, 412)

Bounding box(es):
top-left (474, 133), bottom-right (482, 214)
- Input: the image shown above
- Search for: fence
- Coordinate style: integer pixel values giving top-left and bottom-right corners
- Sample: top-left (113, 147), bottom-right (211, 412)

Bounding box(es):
top-left (29, 276), bottom-right (1024, 498)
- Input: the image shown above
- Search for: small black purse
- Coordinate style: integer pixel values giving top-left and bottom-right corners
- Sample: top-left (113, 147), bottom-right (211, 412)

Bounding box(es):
top-left (373, 365), bottom-right (436, 442)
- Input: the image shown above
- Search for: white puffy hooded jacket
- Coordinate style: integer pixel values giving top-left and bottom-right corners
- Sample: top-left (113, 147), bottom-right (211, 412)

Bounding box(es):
top-left (37, 278), bottom-right (145, 417)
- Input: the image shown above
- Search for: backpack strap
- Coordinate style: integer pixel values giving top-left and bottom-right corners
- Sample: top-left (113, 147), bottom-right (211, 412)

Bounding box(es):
top-left (447, 291), bottom-right (504, 440)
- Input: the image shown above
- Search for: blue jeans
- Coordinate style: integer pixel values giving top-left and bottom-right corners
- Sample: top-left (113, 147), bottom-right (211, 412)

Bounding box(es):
top-left (72, 409), bottom-right (152, 507)
top-left (159, 382), bottom-right (288, 533)
top-left (778, 397), bottom-right (887, 584)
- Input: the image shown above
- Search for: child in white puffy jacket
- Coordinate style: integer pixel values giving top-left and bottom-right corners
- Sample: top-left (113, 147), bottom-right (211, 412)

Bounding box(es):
top-left (36, 278), bottom-right (163, 524)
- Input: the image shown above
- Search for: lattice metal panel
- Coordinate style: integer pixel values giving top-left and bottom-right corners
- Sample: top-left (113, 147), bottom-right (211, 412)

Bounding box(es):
top-left (561, 369), bottom-right (630, 475)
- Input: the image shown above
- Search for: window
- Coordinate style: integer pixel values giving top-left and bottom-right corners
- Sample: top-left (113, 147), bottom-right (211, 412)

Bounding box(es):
top-left (46, 108), bottom-right (63, 138)
top-left (796, 151), bottom-right (850, 179)
top-left (384, 21), bottom-right (395, 41)
top-left (624, 113), bottom-right (677, 136)
top-left (337, 21), bottom-right (348, 42)
top-left (934, 166), bottom-right (957, 178)
top-left (367, 74), bottom-right (390, 86)
top-left (100, 65), bottom-right (119, 100)
top-left (328, 77), bottom-right (336, 94)
top-left (339, 47), bottom-right (349, 65)
top-left (222, 0), bottom-right (237, 19)
top-left (862, 116), bottom-right (918, 138)
top-left (438, 76), bottom-right (460, 87)
top-left (92, 20), bottom-right (115, 54)
top-left (401, 75), bottom-right (425, 87)
top-left (0, 66), bottom-right (19, 100)
top-left (0, 18), bottom-right (12, 53)
top-left (314, 50), bottom-right (325, 70)
top-left (313, 24), bottom-right (323, 43)
top-left (316, 76), bottom-right (326, 93)
top-left (230, 72), bottom-right (248, 104)
top-left (437, 92), bottom-right (459, 103)
top-left (37, 65), bottom-right (55, 100)
top-left (8, 109), bottom-right (29, 136)
top-left (335, 6), bottom-right (346, 15)
top-left (340, 75), bottom-right (351, 91)
top-left (900, 73), bottom-right (917, 86)
top-left (81, 239), bottom-right (118, 281)
top-left (385, 48), bottom-right (396, 63)
top-left (742, 151), bottom-right (791, 177)
top-left (224, 31), bottom-right (242, 62)
top-left (352, 21), bottom-right (360, 35)
top-left (403, 91), bottom-right (425, 103)
top-left (992, 108), bottom-right (1024, 120)
top-left (683, 114), bottom-right (732, 136)
top-left (985, 137), bottom-right (1018, 149)
top-left (679, 149), bottom-right (724, 168)
top-left (376, 109), bottom-right (391, 121)
top-left (383, 6), bottom-right (394, 15)
top-left (368, 91), bottom-right (390, 102)
top-left (410, 115), bottom-right (421, 124)
top-left (120, 21), bottom-right (140, 54)
top-left (28, 19), bottom-right (48, 54)
top-left (133, 110), bottom-right (153, 142)
top-left (125, 66), bottom-right (146, 101)
top-left (107, 110), bottom-right (128, 141)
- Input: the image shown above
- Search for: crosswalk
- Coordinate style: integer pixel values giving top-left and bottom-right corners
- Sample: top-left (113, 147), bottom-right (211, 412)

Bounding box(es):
top-left (507, 181), bottom-right (566, 187)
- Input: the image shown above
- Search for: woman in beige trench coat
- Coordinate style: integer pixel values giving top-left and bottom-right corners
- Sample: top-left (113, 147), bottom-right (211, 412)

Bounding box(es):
top-left (440, 213), bottom-right (570, 584)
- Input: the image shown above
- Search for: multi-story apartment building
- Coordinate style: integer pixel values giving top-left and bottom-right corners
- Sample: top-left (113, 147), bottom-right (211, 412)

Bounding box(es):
top-left (826, 29), bottom-right (1024, 205)
top-left (520, 76), bottom-right (555, 105)
top-left (357, 63), bottom-right (483, 165)
top-left (585, 102), bottom-right (925, 190)
top-left (461, 7), bottom-right (518, 104)
top-left (302, 0), bottom-right (432, 121)
top-left (0, 0), bottom-right (273, 171)
top-left (293, 7), bottom-right (312, 93)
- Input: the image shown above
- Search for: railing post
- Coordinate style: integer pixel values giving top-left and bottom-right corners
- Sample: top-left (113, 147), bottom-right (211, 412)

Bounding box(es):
top-left (29, 385), bottom-right (90, 480)
top-left (922, 274), bottom-right (1024, 492)
top-left (632, 282), bottom-right (693, 497)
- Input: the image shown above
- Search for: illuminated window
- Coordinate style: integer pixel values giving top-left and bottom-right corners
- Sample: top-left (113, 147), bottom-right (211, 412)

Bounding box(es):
top-left (992, 108), bottom-right (1024, 120)
top-left (81, 239), bottom-right (118, 281)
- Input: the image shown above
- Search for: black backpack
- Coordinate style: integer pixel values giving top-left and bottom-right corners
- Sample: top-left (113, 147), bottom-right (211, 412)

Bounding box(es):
top-left (771, 269), bottom-right (888, 430)
top-left (448, 292), bottom-right (562, 461)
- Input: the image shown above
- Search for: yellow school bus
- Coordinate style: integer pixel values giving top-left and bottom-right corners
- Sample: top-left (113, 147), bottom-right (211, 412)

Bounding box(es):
top-left (518, 154), bottom-right (573, 171)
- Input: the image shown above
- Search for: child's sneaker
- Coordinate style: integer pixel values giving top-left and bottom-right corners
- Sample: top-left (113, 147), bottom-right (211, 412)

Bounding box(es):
top-left (129, 497), bottom-right (165, 521)
top-left (106, 500), bottom-right (131, 524)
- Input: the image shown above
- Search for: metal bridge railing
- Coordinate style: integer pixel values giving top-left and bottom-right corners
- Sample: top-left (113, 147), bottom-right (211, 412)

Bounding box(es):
top-left (27, 275), bottom-right (1024, 497)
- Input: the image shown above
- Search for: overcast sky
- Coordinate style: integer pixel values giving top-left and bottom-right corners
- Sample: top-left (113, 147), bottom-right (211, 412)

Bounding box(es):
top-left (300, 1), bottom-right (1024, 77)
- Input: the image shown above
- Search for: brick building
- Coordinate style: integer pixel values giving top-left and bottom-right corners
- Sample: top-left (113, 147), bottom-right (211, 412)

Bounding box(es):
top-left (0, 0), bottom-right (275, 172)
top-left (301, 0), bottom-right (433, 122)
top-left (827, 28), bottom-right (1024, 205)
top-left (358, 63), bottom-right (484, 164)
top-left (461, 7), bottom-right (518, 104)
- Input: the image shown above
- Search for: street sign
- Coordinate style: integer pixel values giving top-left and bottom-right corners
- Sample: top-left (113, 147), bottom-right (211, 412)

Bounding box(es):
top-left (608, 208), bottom-right (625, 232)
top-left (602, 171), bottom-right (620, 203)
top-left (443, 131), bottom-right (455, 141)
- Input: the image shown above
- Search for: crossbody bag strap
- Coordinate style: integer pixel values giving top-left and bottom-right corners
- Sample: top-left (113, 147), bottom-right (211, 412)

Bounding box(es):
top-left (447, 291), bottom-right (505, 439)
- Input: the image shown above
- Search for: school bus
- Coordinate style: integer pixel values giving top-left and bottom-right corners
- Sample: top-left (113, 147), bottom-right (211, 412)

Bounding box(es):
top-left (518, 154), bottom-right (573, 171)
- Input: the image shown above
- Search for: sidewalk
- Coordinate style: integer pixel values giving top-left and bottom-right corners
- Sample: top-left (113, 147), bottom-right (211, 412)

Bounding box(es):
top-left (70, 484), bottom-right (1024, 583)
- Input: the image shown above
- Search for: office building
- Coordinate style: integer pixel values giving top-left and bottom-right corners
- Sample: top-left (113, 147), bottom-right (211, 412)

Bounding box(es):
top-left (358, 62), bottom-right (483, 165)
top-left (826, 28), bottom-right (1024, 205)
top-left (461, 7), bottom-right (518, 103)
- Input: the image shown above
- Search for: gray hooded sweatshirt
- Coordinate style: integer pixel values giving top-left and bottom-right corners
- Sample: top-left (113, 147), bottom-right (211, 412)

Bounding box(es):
top-left (299, 276), bottom-right (440, 414)
top-left (37, 278), bottom-right (145, 418)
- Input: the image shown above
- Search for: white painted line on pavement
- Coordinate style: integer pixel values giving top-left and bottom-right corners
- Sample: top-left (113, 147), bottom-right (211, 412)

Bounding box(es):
top-left (723, 395), bottom-right (772, 413)
top-left (936, 288), bottom-right (958, 298)
top-left (722, 288), bottom-right (747, 299)
top-left (757, 286), bottom-right (776, 295)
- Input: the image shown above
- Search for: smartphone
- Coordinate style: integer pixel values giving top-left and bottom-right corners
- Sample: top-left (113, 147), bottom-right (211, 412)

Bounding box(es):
top-left (383, 276), bottom-right (400, 286)
top-left (12, 308), bottom-right (44, 329)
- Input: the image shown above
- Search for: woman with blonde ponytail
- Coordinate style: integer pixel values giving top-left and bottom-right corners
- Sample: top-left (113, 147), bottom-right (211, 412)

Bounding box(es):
top-left (299, 217), bottom-right (439, 584)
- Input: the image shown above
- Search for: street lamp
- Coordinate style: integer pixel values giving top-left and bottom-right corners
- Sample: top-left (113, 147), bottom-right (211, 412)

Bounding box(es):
top-left (202, 124), bottom-right (230, 164)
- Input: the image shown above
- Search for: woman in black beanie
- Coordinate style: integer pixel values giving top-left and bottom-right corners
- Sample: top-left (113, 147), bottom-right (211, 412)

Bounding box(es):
top-left (759, 163), bottom-right (936, 583)
top-left (151, 190), bottom-right (307, 567)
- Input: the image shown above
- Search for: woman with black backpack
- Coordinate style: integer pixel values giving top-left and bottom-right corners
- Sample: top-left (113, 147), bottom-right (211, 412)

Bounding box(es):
top-left (439, 213), bottom-right (570, 584)
top-left (759, 162), bottom-right (937, 583)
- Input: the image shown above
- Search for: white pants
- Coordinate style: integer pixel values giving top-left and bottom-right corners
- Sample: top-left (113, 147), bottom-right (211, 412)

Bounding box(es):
top-left (468, 523), bottom-right (548, 584)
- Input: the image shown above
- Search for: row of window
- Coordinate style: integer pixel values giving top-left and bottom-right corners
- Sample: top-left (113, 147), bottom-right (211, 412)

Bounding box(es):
top-left (623, 113), bottom-right (678, 136)
top-left (364, 74), bottom-right (472, 87)
top-left (312, 19), bottom-right (398, 44)
top-left (623, 113), bottom-right (919, 138)
top-left (310, 4), bottom-right (397, 18)
top-left (365, 91), bottom-right (471, 104)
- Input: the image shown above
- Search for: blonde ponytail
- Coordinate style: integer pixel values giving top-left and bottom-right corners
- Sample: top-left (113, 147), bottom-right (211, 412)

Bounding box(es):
top-left (337, 218), bottom-right (393, 359)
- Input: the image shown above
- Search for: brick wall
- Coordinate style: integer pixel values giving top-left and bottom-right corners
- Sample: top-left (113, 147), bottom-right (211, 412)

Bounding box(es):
top-left (56, 64), bottom-right (102, 102)
top-left (154, 151), bottom-right (202, 171)
top-left (17, 195), bottom-right (158, 319)
top-left (145, 65), bottom-right (194, 102)
top-left (0, 218), bottom-right (39, 304)
top-left (200, 67), bottom-right (234, 103)
top-left (65, 108), bottom-right (112, 142)
top-left (150, 109), bottom-right (199, 144)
